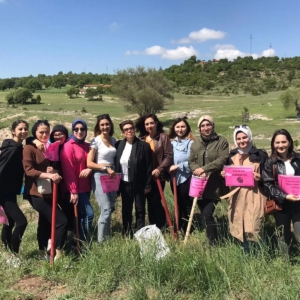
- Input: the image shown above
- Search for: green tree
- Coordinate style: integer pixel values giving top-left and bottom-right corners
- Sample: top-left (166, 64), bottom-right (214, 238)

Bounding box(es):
top-left (67, 87), bottom-right (76, 98)
top-left (280, 88), bottom-right (300, 112)
top-left (96, 86), bottom-right (103, 95)
top-left (112, 66), bottom-right (175, 115)
top-left (25, 79), bottom-right (42, 92)
top-left (85, 88), bottom-right (98, 100)
top-left (6, 88), bottom-right (33, 104)
top-left (287, 70), bottom-right (296, 83)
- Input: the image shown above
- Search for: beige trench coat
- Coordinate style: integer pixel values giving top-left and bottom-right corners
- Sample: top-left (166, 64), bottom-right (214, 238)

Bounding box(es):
top-left (228, 153), bottom-right (267, 242)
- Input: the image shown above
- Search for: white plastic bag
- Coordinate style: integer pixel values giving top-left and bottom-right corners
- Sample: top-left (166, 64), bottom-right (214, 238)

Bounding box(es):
top-left (134, 225), bottom-right (170, 260)
top-left (37, 178), bottom-right (52, 194)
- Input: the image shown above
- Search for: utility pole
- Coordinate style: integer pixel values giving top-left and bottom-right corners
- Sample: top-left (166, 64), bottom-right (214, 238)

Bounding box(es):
top-left (250, 34), bottom-right (252, 55)
top-left (269, 43), bottom-right (272, 57)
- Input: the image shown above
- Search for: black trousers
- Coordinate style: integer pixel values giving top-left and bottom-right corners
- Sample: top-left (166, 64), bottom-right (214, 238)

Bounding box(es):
top-left (120, 181), bottom-right (146, 235)
top-left (29, 196), bottom-right (68, 250)
top-left (146, 180), bottom-right (166, 229)
top-left (58, 192), bottom-right (74, 231)
top-left (274, 201), bottom-right (300, 253)
top-left (0, 194), bottom-right (27, 254)
top-left (170, 177), bottom-right (193, 232)
top-left (197, 199), bottom-right (219, 245)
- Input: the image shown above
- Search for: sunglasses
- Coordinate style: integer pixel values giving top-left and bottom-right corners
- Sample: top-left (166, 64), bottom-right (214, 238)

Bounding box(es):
top-left (123, 127), bottom-right (134, 132)
top-left (97, 114), bottom-right (110, 119)
top-left (235, 125), bottom-right (249, 129)
top-left (74, 127), bottom-right (86, 133)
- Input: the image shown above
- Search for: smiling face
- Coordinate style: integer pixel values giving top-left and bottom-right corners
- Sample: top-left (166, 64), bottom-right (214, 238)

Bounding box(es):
top-left (274, 134), bottom-right (290, 157)
top-left (12, 122), bottom-right (29, 142)
top-left (36, 124), bottom-right (50, 143)
top-left (144, 117), bottom-right (157, 135)
top-left (53, 131), bottom-right (67, 145)
top-left (199, 120), bottom-right (213, 137)
top-left (99, 119), bottom-right (111, 135)
top-left (73, 123), bottom-right (86, 141)
top-left (174, 121), bottom-right (187, 138)
top-left (122, 124), bottom-right (135, 140)
top-left (236, 132), bottom-right (250, 149)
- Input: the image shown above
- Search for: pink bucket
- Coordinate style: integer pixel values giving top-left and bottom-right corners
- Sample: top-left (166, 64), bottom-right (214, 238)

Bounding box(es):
top-left (0, 205), bottom-right (9, 226)
top-left (189, 176), bottom-right (208, 197)
top-left (100, 173), bottom-right (122, 193)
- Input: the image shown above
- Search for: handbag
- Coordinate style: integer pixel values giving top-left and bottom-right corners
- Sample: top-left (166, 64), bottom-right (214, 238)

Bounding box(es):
top-left (37, 178), bottom-right (52, 194)
top-left (264, 164), bottom-right (282, 215)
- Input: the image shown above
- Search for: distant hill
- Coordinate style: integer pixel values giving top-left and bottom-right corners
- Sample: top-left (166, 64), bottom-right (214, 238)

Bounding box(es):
top-left (163, 55), bottom-right (300, 96)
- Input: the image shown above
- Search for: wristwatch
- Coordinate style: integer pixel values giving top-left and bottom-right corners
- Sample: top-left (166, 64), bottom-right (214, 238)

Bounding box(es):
top-left (103, 166), bottom-right (111, 171)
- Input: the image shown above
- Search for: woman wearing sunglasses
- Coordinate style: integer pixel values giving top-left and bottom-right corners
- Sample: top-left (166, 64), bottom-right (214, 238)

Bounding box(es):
top-left (188, 115), bottom-right (229, 245)
top-left (23, 120), bottom-right (68, 260)
top-left (221, 125), bottom-right (268, 253)
top-left (87, 114), bottom-right (117, 243)
top-left (114, 120), bottom-right (152, 236)
top-left (262, 129), bottom-right (300, 257)
top-left (61, 119), bottom-right (94, 243)
top-left (135, 113), bottom-right (172, 229)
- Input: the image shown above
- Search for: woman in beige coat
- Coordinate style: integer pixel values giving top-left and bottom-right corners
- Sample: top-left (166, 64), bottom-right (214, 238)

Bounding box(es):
top-left (221, 125), bottom-right (268, 253)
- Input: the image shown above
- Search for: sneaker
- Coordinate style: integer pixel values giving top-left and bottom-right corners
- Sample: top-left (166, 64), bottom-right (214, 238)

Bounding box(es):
top-left (6, 256), bottom-right (21, 268)
top-left (39, 255), bottom-right (50, 262)
top-left (47, 239), bottom-right (51, 252)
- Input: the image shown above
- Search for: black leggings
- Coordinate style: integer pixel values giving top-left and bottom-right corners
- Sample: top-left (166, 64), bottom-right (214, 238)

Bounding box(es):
top-left (0, 194), bottom-right (27, 254)
top-left (197, 199), bottom-right (219, 245)
top-left (29, 196), bottom-right (68, 250)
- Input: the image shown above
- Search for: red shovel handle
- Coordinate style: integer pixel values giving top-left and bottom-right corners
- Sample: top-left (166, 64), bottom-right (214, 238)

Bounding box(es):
top-left (172, 173), bottom-right (179, 233)
top-left (74, 205), bottom-right (80, 254)
top-left (156, 179), bottom-right (177, 241)
top-left (50, 182), bottom-right (58, 266)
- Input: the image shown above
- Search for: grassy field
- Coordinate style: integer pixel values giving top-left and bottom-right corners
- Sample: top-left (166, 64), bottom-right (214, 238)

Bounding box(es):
top-left (0, 88), bottom-right (300, 299)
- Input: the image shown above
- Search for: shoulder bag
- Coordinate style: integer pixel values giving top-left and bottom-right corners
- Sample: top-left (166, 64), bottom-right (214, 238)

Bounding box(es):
top-left (264, 164), bottom-right (282, 215)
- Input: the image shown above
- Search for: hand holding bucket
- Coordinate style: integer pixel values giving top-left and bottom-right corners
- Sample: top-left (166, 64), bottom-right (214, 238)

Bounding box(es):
top-left (189, 175), bottom-right (208, 198)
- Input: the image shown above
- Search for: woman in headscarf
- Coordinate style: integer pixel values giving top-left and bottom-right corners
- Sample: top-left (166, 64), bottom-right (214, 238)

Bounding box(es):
top-left (188, 115), bottom-right (229, 245)
top-left (60, 119), bottom-right (94, 243)
top-left (221, 125), bottom-right (268, 252)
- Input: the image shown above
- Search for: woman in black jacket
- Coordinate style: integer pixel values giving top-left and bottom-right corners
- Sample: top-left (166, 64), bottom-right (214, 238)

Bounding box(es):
top-left (262, 129), bottom-right (300, 256)
top-left (115, 120), bottom-right (152, 236)
top-left (0, 120), bottom-right (29, 267)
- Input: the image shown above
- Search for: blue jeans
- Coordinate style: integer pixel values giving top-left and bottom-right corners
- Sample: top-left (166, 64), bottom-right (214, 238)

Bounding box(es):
top-left (92, 172), bottom-right (116, 242)
top-left (77, 192), bottom-right (94, 242)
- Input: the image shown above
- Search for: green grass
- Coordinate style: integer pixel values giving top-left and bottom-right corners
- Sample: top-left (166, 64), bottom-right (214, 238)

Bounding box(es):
top-left (1, 88), bottom-right (300, 299)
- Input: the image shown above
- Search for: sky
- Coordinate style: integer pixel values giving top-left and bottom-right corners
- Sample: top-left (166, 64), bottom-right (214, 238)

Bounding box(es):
top-left (0, 0), bottom-right (299, 78)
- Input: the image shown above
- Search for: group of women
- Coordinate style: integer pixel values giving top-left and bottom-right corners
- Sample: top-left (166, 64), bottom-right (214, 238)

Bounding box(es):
top-left (0, 112), bottom-right (299, 267)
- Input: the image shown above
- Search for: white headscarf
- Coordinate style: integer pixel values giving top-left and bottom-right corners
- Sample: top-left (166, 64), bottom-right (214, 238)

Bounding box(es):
top-left (233, 126), bottom-right (253, 154)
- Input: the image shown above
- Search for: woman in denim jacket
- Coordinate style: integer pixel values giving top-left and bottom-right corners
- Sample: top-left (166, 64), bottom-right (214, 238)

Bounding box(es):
top-left (169, 118), bottom-right (194, 232)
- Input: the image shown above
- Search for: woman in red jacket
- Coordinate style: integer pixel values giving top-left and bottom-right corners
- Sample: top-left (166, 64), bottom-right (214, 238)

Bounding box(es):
top-left (60, 119), bottom-right (94, 243)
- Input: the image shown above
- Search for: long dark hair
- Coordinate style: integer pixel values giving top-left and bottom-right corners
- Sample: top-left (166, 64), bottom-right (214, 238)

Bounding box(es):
top-left (271, 129), bottom-right (294, 159)
top-left (168, 118), bottom-right (194, 140)
top-left (11, 120), bottom-right (29, 136)
top-left (135, 113), bottom-right (164, 137)
top-left (94, 114), bottom-right (114, 137)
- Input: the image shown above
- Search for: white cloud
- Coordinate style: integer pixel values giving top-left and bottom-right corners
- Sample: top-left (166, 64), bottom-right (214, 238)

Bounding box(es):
top-left (214, 44), bottom-right (276, 60)
top-left (145, 46), bottom-right (165, 55)
top-left (109, 22), bottom-right (119, 31)
top-left (125, 45), bottom-right (198, 60)
top-left (178, 28), bottom-right (226, 44)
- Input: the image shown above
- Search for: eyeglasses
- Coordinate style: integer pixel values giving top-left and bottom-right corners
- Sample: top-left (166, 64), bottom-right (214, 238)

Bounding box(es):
top-left (97, 114), bottom-right (110, 119)
top-left (74, 127), bottom-right (86, 132)
top-left (123, 127), bottom-right (134, 132)
top-left (235, 125), bottom-right (249, 129)
top-left (53, 133), bottom-right (65, 138)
